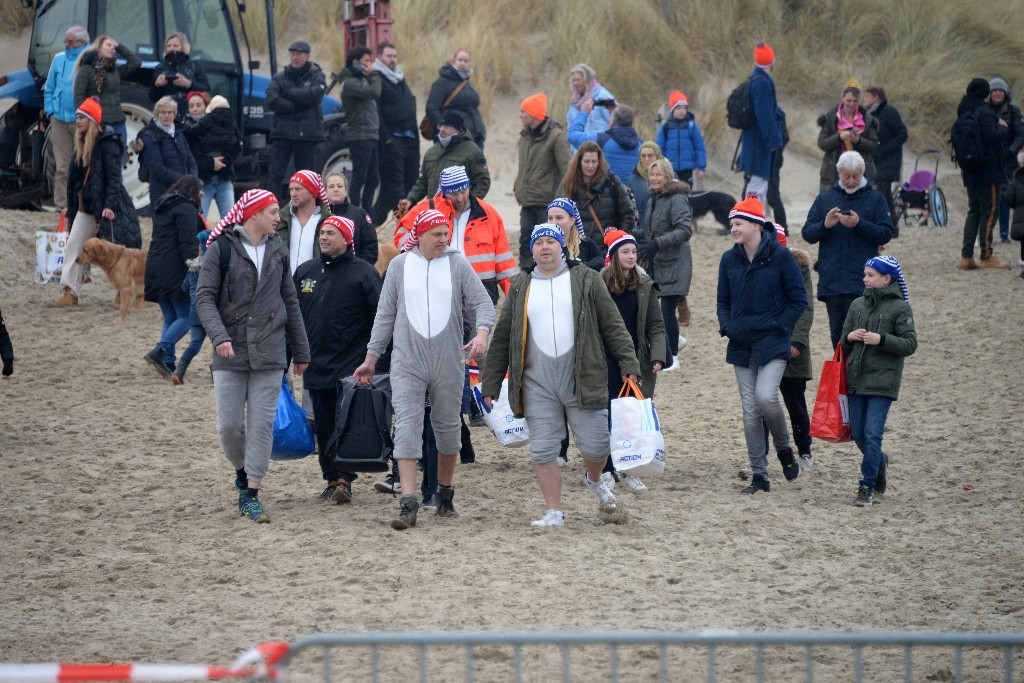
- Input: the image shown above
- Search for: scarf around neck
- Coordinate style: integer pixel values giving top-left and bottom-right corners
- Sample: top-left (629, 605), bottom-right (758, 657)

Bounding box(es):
top-left (373, 58), bottom-right (404, 84)
top-left (570, 78), bottom-right (603, 107)
top-left (836, 104), bottom-right (865, 150)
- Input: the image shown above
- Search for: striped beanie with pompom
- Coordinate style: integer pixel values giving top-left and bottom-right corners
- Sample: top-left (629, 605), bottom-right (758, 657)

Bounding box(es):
top-left (865, 254), bottom-right (909, 302)
top-left (729, 191), bottom-right (766, 226)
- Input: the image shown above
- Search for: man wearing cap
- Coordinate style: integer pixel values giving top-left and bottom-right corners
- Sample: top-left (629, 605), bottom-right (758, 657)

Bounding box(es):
top-left (514, 93), bottom-right (572, 268)
top-left (44, 25), bottom-right (89, 211)
top-left (294, 215), bottom-right (383, 505)
top-left (354, 209), bottom-right (495, 530)
top-left (341, 45), bottom-right (382, 214)
top-left (736, 41), bottom-right (783, 207)
top-left (371, 41), bottom-right (419, 225)
top-left (266, 40), bottom-right (326, 200)
top-left (195, 190), bottom-right (311, 524)
top-left (481, 223), bottom-right (640, 528)
top-left (399, 111), bottom-right (489, 211)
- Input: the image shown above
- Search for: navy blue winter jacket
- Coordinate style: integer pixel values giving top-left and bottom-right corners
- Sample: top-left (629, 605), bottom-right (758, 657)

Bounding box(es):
top-left (801, 182), bottom-right (894, 299)
top-left (717, 228), bottom-right (807, 367)
top-left (656, 113), bottom-right (706, 173)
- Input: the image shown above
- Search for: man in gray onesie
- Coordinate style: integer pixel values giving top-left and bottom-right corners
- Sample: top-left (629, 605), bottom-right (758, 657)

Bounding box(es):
top-left (481, 224), bottom-right (641, 527)
top-left (354, 209), bottom-right (495, 530)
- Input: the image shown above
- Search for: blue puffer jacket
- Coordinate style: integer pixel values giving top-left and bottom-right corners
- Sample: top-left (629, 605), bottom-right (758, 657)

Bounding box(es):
top-left (738, 68), bottom-right (783, 179)
top-left (801, 182), bottom-right (894, 299)
top-left (656, 113), bottom-right (706, 173)
top-left (568, 112), bottom-right (641, 183)
top-left (717, 228), bottom-right (807, 367)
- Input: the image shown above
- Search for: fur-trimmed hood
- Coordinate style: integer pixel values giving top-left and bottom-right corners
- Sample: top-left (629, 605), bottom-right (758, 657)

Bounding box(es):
top-left (651, 179), bottom-right (691, 197)
top-left (790, 247), bottom-right (812, 269)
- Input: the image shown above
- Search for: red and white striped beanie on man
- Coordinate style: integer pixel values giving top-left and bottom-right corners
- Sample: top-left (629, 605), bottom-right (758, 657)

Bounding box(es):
top-left (321, 215), bottom-right (355, 253)
top-left (290, 170), bottom-right (331, 209)
top-left (400, 209), bottom-right (450, 253)
top-left (205, 189), bottom-right (279, 245)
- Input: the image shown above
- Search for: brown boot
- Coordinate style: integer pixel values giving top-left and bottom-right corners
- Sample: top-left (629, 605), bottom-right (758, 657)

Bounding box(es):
top-left (677, 299), bottom-right (691, 326)
top-left (958, 257), bottom-right (979, 270)
top-left (49, 286), bottom-right (78, 307)
top-left (980, 256), bottom-right (1008, 269)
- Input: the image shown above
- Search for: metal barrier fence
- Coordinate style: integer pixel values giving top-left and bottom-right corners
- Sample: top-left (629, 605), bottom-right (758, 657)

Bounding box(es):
top-left (280, 631), bottom-right (1024, 683)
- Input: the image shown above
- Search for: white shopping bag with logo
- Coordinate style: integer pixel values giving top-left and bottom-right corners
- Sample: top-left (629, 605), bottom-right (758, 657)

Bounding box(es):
top-left (610, 378), bottom-right (666, 476)
top-left (472, 377), bottom-right (529, 448)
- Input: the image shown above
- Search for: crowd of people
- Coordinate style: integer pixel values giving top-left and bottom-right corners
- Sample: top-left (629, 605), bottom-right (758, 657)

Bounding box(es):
top-left (44, 26), bottom-right (1024, 527)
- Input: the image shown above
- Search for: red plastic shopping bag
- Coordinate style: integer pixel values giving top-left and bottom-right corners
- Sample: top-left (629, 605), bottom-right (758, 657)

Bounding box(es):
top-left (809, 345), bottom-right (852, 443)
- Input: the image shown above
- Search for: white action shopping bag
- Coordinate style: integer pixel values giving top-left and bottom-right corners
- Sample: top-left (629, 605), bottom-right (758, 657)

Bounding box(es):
top-left (610, 378), bottom-right (666, 476)
top-left (35, 214), bottom-right (89, 285)
top-left (472, 378), bottom-right (529, 448)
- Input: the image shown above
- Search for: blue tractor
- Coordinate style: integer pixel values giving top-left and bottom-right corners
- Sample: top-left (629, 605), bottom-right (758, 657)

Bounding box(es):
top-left (0, 0), bottom-right (351, 210)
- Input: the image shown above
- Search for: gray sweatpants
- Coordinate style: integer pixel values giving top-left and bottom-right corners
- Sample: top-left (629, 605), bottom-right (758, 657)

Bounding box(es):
top-left (734, 358), bottom-right (791, 477)
top-left (213, 369), bottom-right (282, 481)
top-left (391, 363), bottom-right (463, 459)
top-left (523, 363), bottom-right (609, 465)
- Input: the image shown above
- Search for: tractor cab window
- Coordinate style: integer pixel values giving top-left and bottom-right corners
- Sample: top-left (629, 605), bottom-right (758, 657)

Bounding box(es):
top-left (163, 0), bottom-right (236, 65)
top-left (96, 0), bottom-right (157, 60)
top-left (29, 0), bottom-right (89, 77)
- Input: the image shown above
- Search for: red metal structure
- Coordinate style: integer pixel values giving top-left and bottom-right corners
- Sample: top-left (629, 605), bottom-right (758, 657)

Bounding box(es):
top-left (343, 0), bottom-right (393, 53)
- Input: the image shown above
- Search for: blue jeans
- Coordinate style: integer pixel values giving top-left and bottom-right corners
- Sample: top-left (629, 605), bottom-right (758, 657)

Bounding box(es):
top-left (158, 299), bottom-right (191, 365)
top-left (848, 394), bottom-right (892, 490)
top-left (176, 271), bottom-right (206, 375)
top-left (201, 176), bottom-right (235, 219)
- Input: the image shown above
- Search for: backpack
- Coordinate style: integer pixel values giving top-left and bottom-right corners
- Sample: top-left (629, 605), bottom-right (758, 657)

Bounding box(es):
top-left (325, 375), bottom-right (394, 472)
top-left (726, 75), bottom-right (762, 130)
top-left (950, 108), bottom-right (986, 170)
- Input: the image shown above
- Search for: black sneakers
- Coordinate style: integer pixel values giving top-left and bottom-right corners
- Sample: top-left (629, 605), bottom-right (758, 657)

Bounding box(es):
top-left (741, 474), bottom-right (771, 494)
top-left (436, 486), bottom-right (459, 517)
top-left (144, 346), bottom-right (172, 379)
top-left (318, 481), bottom-right (339, 501)
top-left (875, 462), bottom-right (887, 495)
top-left (777, 448), bottom-right (800, 481)
top-left (332, 478), bottom-right (353, 504)
top-left (391, 494), bottom-right (419, 530)
top-left (855, 485), bottom-right (874, 507)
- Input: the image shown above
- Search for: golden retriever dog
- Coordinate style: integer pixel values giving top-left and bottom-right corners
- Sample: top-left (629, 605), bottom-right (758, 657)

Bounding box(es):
top-left (374, 213), bottom-right (400, 276)
top-left (76, 237), bottom-right (148, 322)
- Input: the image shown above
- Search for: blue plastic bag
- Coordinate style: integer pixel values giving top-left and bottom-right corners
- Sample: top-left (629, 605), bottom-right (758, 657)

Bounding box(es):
top-left (271, 376), bottom-right (315, 460)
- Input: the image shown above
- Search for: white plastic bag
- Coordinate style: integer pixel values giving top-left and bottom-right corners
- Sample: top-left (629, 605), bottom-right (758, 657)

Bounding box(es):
top-left (610, 379), bottom-right (666, 476)
top-left (472, 378), bottom-right (529, 448)
top-left (35, 229), bottom-right (66, 285)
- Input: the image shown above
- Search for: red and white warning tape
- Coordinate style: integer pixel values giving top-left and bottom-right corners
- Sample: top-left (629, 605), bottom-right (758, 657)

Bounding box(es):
top-left (0, 642), bottom-right (289, 683)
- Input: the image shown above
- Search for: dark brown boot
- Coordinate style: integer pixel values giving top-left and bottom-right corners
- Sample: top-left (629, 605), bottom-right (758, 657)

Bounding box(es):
top-left (49, 286), bottom-right (78, 308)
top-left (677, 299), bottom-right (690, 327)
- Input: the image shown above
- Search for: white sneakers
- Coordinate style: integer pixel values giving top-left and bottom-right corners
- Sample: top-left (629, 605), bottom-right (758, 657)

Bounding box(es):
top-left (678, 335), bottom-right (688, 349)
top-left (531, 509), bottom-right (565, 527)
top-left (556, 454), bottom-right (569, 468)
top-left (800, 454), bottom-right (813, 472)
top-left (600, 471), bottom-right (616, 491)
top-left (585, 473), bottom-right (617, 512)
top-left (619, 473), bottom-right (648, 492)
top-left (662, 356), bottom-right (681, 372)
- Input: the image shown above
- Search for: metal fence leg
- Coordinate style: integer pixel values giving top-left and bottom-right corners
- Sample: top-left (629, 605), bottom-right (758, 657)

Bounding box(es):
top-left (418, 643), bottom-right (426, 683)
top-left (756, 645), bottom-right (764, 683)
top-left (804, 644), bottom-right (813, 683)
top-left (465, 645), bottom-right (474, 683)
top-left (609, 643), bottom-right (618, 683)
top-left (706, 644), bottom-right (715, 683)
top-left (1004, 645), bottom-right (1012, 683)
top-left (560, 644), bottom-right (570, 683)
top-left (513, 644), bottom-right (522, 683)
top-left (370, 644), bottom-right (379, 683)
top-left (954, 645), bottom-right (962, 683)
top-left (321, 645), bottom-right (332, 683)
top-left (659, 642), bottom-right (668, 683)
top-left (854, 645), bottom-right (863, 683)
top-left (903, 644), bottom-right (912, 683)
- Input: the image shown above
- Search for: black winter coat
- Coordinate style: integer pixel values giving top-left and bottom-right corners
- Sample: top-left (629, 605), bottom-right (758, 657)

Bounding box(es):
top-left (144, 193), bottom-right (202, 302)
top-left (426, 64), bottom-right (485, 144)
top-left (991, 100), bottom-right (1024, 179)
top-left (140, 120), bottom-right (198, 205)
top-left (293, 249), bottom-right (382, 390)
top-left (266, 62), bottom-right (326, 142)
top-left (957, 95), bottom-right (1008, 188)
top-left (149, 52), bottom-right (210, 121)
top-left (184, 108), bottom-right (241, 182)
top-left (378, 73), bottom-right (418, 137)
top-left (72, 45), bottom-right (140, 125)
top-left (870, 100), bottom-right (908, 182)
top-left (66, 127), bottom-right (141, 247)
top-left (570, 173), bottom-right (637, 254)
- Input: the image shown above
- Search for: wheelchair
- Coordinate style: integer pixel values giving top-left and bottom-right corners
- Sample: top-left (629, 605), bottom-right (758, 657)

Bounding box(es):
top-left (893, 149), bottom-right (948, 227)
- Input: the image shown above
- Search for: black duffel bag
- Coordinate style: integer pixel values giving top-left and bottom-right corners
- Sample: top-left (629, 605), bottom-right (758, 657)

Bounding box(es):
top-left (324, 374), bottom-right (393, 472)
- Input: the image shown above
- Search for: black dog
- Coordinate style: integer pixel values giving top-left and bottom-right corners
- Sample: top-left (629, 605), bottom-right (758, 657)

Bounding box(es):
top-left (689, 190), bottom-right (736, 234)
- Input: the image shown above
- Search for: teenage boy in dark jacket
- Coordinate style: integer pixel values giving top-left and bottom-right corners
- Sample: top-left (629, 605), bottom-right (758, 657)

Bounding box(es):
top-left (372, 42), bottom-right (419, 225)
top-left (266, 41), bottom-right (326, 200)
top-left (294, 215), bottom-right (382, 504)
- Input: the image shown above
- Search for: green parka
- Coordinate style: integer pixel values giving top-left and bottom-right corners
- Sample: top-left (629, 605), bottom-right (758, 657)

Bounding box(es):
top-left (514, 117), bottom-right (571, 207)
top-left (783, 248), bottom-right (814, 380)
top-left (406, 129), bottom-right (490, 204)
top-left (839, 281), bottom-right (917, 400)
top-left (482, 260), bottom-right (641, 416)
top-left (816, 105), bottom-right (879, 192)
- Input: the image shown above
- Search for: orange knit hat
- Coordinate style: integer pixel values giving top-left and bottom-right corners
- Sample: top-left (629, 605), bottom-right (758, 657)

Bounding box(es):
top-left (521, 93), bottom-right (547, 121)
top-left (729, 192), bottom-right (766, 226)
top-left (76, 96), bottom-right (102, 126)
top-left (669, 91), bottom-right (688, 111)
top-left (754, 41), bottom-right (775, 68)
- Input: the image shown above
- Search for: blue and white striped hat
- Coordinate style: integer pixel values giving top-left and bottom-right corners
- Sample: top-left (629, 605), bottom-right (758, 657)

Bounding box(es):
top-left (865, 254), bottom-right (909, 302)
top-left (437, 165), bottom-right (471, 196)
top-left (546, 197), bottom-right (584, 236)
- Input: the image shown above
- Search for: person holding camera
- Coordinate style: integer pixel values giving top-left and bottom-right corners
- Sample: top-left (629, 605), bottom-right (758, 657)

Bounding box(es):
top-left (149, 32), bottom-right (210, 123)
top-left (802, 151), bottom-right (893, 349)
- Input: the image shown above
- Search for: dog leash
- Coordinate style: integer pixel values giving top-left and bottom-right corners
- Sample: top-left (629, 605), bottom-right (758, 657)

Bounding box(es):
top-left (689, 175), bottom-right (738, 197)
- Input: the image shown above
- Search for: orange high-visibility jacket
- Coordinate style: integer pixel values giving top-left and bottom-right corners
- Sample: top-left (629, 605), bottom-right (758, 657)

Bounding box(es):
top-left (395, 194), bottom-right (517, 294)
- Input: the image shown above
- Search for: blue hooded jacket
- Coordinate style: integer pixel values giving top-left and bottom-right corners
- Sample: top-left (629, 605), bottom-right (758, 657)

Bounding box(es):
top-left (44, 44), bottom-right (87, 123)
top-left (801, 181), bottom-right (893, 299)
top-left (568, 112), bottom-right (641, 183)
top-left (737, 68), bottom-right (783, 179)
top-left (656, 112), bottom-right (707, 173)
top-left (717, 227), bottom-right (807, 367)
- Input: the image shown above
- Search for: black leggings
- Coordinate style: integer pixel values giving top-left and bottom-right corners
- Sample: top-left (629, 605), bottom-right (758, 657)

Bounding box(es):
top-left (660, 294), bottom-right (684, 358)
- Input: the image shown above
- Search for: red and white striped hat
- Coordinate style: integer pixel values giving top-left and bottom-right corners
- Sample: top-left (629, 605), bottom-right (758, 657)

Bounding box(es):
top-left (401, 209), bottom-right (451, 253)
top-left (206, 189), bottom-right (279, 245)
top-left (289, 170), bottom-right (330, 209)
top-left (321, 215), bottom-right (355, 248)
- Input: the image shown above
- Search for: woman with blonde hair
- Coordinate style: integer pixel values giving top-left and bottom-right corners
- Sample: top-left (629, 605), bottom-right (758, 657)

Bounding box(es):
top-left (149, 32), bottom-right (210, 121)
top-left (566, 63), bottom-right (615, 138)
top-left (73, 34), bottom-right (140, 149)
top-left (426, 48), bottom-right (486, 148)
top-left (560, 141), bottom-right (636, 263)
top-left (51, 97), bottom-right (141, 308)
top-left (139, 96), bottom-right (198, 207)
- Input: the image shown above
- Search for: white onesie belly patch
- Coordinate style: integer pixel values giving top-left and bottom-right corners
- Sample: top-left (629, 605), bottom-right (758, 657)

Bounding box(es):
top-left (527, 271), bottom-right (574, 357)
top-left (404, 252), bottom-right (454, 338)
